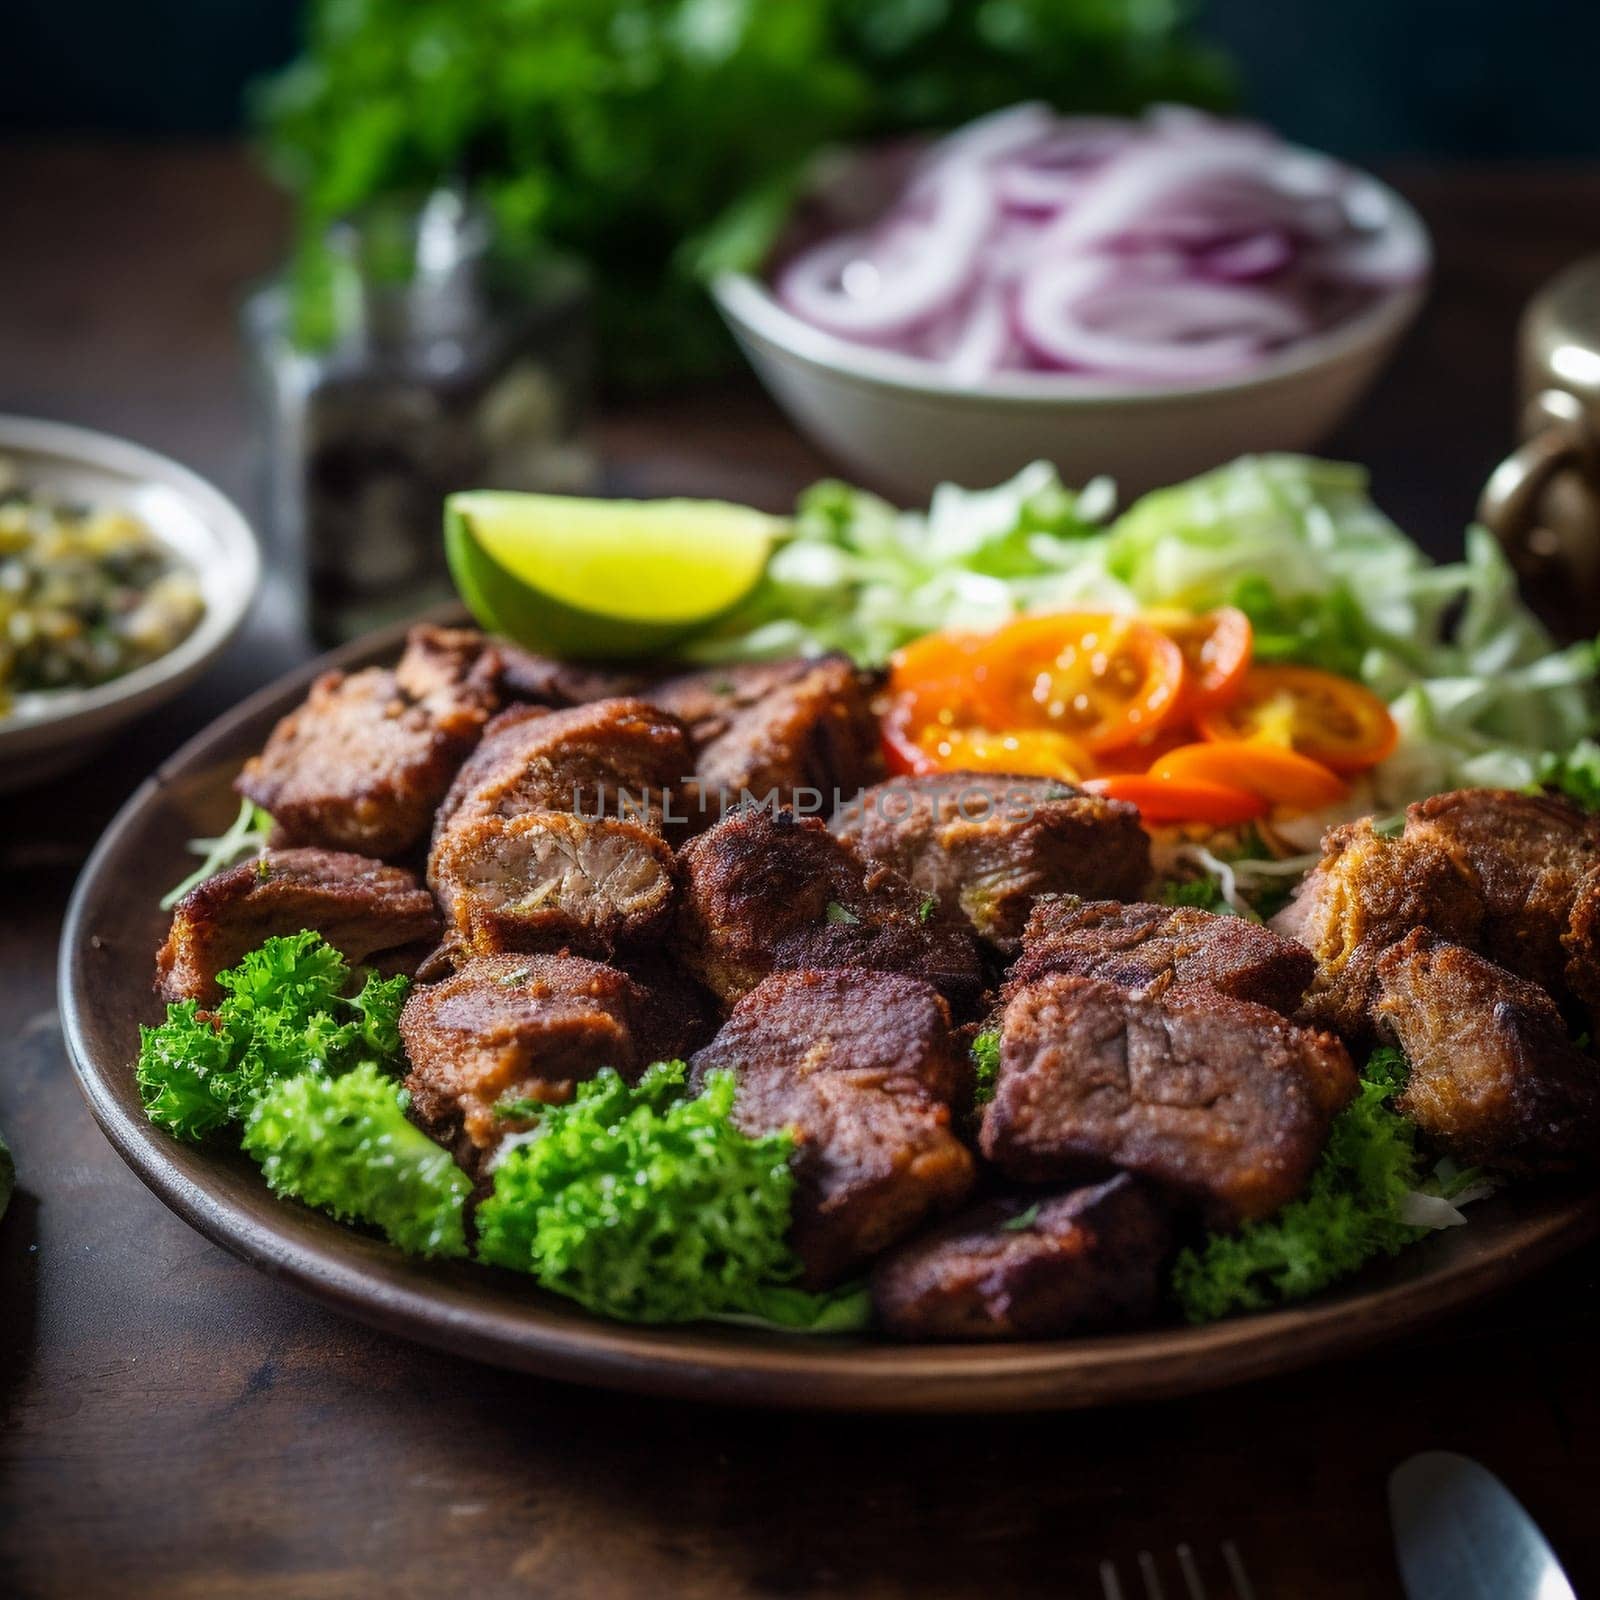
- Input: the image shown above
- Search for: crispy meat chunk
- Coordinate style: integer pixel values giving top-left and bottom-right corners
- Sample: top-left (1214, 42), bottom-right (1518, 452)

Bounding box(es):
top-left (1008, 898), bottom-right (1315, 1016)
top-left (1373, 929), bottom-right (1600, 1172)
top-left (648, 656), bottom-right (882, 822)
top-left (1270, 818), bottom-right (1482, 1040)
top-left (431, 811), bottom-right (676, 959)
top-left (493, 643), bottom-right (648, 708)
top-left (155, 847), bottom-right (441, 1005)
top-left (981, 974), bottom-right (1356, 1226)
top-left (1406, 788), bottom-right (1600, 1004)
top-left (676, 806), bottom-right (988, 1014)
top-left (832, 775), bottom-right (1150, 953)
top-left (237, 625), bottom-right (499, 858)
top-left (399, 954), bottom-right (678, 1154)
top-left (870, 1176), bottom-right (1171, 1340)
top-left (689, 969), bottom-right (975, 1286)
top-left (434, 697), bottom-right (692, 841)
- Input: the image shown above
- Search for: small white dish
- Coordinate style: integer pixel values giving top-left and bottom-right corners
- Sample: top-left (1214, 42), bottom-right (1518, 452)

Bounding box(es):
top-left (713, 170), bottom-right (1428, 502)
top-left (0, 415), bottom-right (260, 790)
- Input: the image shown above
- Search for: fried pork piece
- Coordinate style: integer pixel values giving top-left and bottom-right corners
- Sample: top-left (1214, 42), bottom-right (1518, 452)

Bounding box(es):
top-left (399, 953), bottom-right (679, 1153)
top-left (492, 643), bottom-right (648, 708)
top-left (434, 697), bottom-right (692, 841)
top-left (647, 656), bottom-right (882, 822)
top-left (430, 811), bottom-right (676, 959)
top-left (236, 625), bottom-right (499, 858)
top-left (1269, 818), bottom-right (1482, 1039)
top-left (1373, 929), bottom-right (1600, 1171)
top-left (1405, 788), bottom-right (1600, 1004)
top-left (1008, 898), bottom-right (1314, 1016)
top-left (155, 848), bottom-right (442, 1004)
top-left (981, 974), bottom-right (1356, 1225)
top-left (831, 775), bottom-right (1150, 953)
top-left (870, 1176), bottom-right (1171, 1340)
top-left (676, 806), bottom-right (988, 1014)
top-left (689, 968), bottom-right (975, 1286)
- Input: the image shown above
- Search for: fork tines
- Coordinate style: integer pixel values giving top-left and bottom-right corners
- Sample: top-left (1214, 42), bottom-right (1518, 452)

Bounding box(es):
top-left (1098, 1540), bottom-right (1256, 1600)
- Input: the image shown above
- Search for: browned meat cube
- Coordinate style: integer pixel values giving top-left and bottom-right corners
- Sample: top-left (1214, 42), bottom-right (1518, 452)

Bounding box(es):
top-left (1405, 788), bottom-right (1600, 1005)
top-left (831, 775), bottom-right (1150, 953)
top-left (430, 811), bottom-right (676, 959)
top-left (1270, 818), bottom-right (1482, 1039)
top-left (399, 953), bottom-right (683, 1154)
top-left (689, 968), bottom-right (975, 1286)
top-left (155, 847), bottom-right (442, 1005)
top-left (236, 625), bottom-right (499, 858)
top-left (433, 696), bottom-right (692, 841)
top-left (1373, 929), bottom-right (1600, 1172)
top-left (648, 656), bottom-right (882, 822)
top-left (981, 974), bottom-right (1356, 1225)
top-left (676, 806), bottom-right (988, 1014)
top-left (1008, 898), bottom-right (1315, 1016)
top-left (492, 643), bottom-right (648, 708)
top-left (870, 1176), bottom-right (1171, 1340)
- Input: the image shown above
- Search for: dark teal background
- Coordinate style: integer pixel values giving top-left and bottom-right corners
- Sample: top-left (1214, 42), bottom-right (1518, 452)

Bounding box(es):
top-left (0, 0), bottom-right (1594, 158)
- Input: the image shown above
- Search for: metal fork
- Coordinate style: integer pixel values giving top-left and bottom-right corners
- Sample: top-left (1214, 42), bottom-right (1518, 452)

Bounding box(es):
top-left (1098, 1541), bottom-right (1257, 1600)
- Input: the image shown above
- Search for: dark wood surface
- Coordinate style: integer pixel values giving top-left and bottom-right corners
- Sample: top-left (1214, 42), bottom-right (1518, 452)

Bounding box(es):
top-left (3, 143), bottom-right (1600, 1599)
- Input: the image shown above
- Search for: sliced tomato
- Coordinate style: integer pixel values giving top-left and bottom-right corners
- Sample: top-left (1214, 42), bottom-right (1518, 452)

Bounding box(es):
top-left (1144, 606), bottom-right (1253, 711)
top-left (1084, 773), bottom-right (1269, 826)
top-left (882, 709), bottom-right (939, 776)
top-left (1196, 664), bottom-right (1398, 772)
top-left (883, 713), bottom-right (1086, 781)
top-left (1149, 740), bottom-right (1348, 812)
top-left (972, 613), bottom-right (1186, 753)
top-left (1085, 725), bottom-right (1191, 776)
top-left (887, 629), bottom-right (989, 727)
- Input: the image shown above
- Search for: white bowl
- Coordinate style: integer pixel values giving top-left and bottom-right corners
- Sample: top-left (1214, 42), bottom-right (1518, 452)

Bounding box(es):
top-left (0, 416), bottom-right (260, 790)
top-left (713, 174), bottom-right (1429, 503)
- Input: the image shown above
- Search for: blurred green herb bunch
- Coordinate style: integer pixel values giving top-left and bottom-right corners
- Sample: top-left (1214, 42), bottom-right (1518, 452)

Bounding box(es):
top-left (254, 0), bottom-right (1231, 385)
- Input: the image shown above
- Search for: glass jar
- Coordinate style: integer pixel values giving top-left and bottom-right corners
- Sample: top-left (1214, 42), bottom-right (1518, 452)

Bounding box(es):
top-left (245, 190), bottom-right (596, 643)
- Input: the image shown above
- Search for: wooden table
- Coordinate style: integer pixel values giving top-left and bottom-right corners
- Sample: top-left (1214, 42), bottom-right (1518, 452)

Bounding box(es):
top-left (3, 145), bottom-right (1599, 1600)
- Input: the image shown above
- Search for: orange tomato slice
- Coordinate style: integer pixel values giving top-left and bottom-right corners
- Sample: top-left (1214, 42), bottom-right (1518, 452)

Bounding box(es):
top-left (884, 717), bottom-right (1087, 781)
top-left (1148, 740), bottom-right (1348, 811)
top-left (1196, 664), bottom-right (1397, 772)
top-left (1144, 606), bottom-right (1253, 711)
top-left (1084, 773), bottom-right (1269, 826)
top-left (887, 630), bottom-right (989, 727)
top-left (972, 613), bottom-right (1187, 753)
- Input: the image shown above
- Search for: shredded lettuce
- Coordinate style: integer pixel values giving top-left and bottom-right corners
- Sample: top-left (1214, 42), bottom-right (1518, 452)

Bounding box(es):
top-left (242, 1062), bottom-right (470, 1258)
top-left (477, 1062), bottom-right (834, 1326)
top-left (690, 455), bottom-right (1599, 807)
top-left (137, 931), bottom-right (410, 1140)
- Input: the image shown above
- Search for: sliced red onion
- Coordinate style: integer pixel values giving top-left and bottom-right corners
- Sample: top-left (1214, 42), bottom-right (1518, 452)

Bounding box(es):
top-left (943, 283), bottom-right (1014, 385)
top-left (1196, 230), bottom-right (1295, 282)
top-left (775, 165), bottom-right (996, 338)
top-left (764, 104), bottom-right (1425, 385)
top-left (1016, 258), bottom-right (1308, 381)
top-left (916, 100), bottom-right (1059, 179)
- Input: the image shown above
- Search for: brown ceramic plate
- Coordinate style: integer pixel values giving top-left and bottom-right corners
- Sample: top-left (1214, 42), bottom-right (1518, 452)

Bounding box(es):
top-left (59, 618), bottom-right (1600, 1412)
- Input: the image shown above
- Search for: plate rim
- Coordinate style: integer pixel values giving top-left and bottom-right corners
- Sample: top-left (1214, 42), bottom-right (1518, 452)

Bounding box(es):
top-left (57, 620), bottom-right (1600, 1412)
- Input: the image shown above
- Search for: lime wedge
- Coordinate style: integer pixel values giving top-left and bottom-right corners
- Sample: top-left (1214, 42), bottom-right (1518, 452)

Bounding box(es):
top-left (445, 492), bottom-right (779, 660)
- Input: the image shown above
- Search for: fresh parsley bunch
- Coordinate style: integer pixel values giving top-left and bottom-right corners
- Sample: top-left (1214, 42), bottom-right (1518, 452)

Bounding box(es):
top-left (136, 931), bottom-right (409, 1140)
top-left (478, 1061), bottom-right (865, 1328)
top-left (1172, 1047), bottom-right (1446, 1321)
